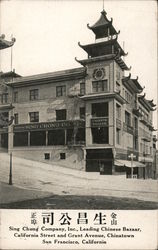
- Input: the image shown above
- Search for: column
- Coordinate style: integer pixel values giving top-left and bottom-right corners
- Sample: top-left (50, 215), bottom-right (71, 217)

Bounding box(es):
top-left (46, 130), bottom-right (48, 146)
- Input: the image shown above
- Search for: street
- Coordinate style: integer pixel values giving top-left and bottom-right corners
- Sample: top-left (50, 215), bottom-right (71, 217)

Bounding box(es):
top-left (0, 152), bottom-right (158, 209)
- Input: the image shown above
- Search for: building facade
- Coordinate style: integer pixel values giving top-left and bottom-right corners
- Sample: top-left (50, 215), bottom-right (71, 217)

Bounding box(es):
top-left (0, 10), bottom-right (157, 178)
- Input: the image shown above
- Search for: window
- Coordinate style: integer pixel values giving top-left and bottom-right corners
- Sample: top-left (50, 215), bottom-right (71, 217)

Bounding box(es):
top-left (92, 80), bottom-right (108, 93)
top-left (13, 92), bottom-right (18, 103)
top-left (29, 112), bottom-right (39, 122)
top-left (44, 153), bottom-right (50, 160)
top-left (14, 132), bottom-right (28, 147)
top-left (92, 127), bottom-right (109, 144)
top-left (30, 131), bottom-right (46, 146)
top-left (134, 136), bottom-right (138, 150)
top-left (30, 89), bottom-right (39, 101)
top-left (14, 113), bottom-right (18, 124)
top-left (116, 128), bottom-right (121, 144)
top-left (116, 82), bottom-right (120, 92)
top-left (1, 93), bottom-right (8, 104)
top-left (60, 153), bottom-right (66, 160)
top-left (80, 82), bottom-right (85, 95)
top-left (56, 86), bottom-right (66, 97)
top-left (125, 111), bottom-right (131, 126)
top-left (116, 104), bottom-right (121, 119)
top-left (48, 129), bottom-right (65, 145)
top-left (56, 109), bottom-right (66, 120)
top-left (92, 102), bottom-right (108, 117)
top-left (80, 107), bottom-right (85, 119)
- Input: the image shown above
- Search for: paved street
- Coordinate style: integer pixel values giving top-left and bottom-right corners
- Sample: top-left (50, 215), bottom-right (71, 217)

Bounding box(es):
top-left (0, 153), bottom-right (158, 207)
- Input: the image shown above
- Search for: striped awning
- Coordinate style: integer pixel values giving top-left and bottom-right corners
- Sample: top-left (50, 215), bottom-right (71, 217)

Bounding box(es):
top-left (115, 159), bottom-right (145, 168)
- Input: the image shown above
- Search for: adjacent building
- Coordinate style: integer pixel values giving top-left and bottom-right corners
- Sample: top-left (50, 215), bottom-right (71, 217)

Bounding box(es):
top-left (0, 10), bottom-right (157, 178)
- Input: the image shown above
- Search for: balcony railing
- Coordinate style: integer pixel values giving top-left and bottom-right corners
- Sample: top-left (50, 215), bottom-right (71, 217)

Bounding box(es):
top-left (91, 117), bottom-right (109, 127)
top-left (67, 140), bottom-right (85, 146)
top-left (123, 123), bottom-right (133, 135)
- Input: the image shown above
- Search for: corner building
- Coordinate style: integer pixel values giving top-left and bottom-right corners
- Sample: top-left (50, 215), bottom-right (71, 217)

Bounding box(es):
top-left (0, 10), bottom-right (156, 178)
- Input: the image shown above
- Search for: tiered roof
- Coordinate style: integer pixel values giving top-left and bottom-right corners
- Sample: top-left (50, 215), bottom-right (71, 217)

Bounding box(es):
top-left (138, 94), bottom-right (156, 111)
top-left (122, 74), bottom-right (144, 93)
top-left (77, 9), bottom-right (130, 71)
top-left (0, 34), bottom-right (16, 50)
top-left (87, 10), bottom-right (119, 39)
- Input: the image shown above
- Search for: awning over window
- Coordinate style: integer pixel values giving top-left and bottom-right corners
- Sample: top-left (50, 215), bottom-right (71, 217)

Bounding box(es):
top-left (114, 160), bottom-right (145, 168)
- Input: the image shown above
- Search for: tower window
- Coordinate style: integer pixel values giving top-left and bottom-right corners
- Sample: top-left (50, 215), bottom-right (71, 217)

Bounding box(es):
top-left (92, 80), bottom-right (108, 93)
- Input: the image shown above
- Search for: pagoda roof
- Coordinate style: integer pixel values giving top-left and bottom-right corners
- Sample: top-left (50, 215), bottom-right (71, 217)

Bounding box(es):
top-left (78, 38), bottom-right (127, 57)
top-left (138, 94), bottom-right (156, 111)
top-left (75, 53), bottom-right (130, 71)
top-left (0, 71), bottom-right (21, 79)
top-left (122, 74), bottom-right (144, 93)
top-left (0, 35), bottom-right (16, 50)
top-left (87, 10), bottom-right (118, 37)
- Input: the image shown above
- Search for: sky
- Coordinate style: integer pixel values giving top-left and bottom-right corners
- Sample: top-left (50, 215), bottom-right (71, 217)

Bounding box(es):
top-left (0, 0), bottom-right (157, 129)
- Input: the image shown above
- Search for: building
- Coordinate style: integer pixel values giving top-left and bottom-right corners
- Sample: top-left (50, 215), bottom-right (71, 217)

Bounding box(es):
top-left (0, 10), bottom-right (157, 178)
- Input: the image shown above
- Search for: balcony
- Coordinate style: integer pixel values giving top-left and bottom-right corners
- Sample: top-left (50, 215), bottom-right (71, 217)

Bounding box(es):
top-left (67, 140), bottom-right (85, 147)
top-left (91, 117), bottom-right (109, 127)
top-left (123, 123), bottom-right (133, 135)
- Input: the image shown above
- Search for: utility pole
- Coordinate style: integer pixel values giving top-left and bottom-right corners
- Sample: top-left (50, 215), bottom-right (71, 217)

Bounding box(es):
top-left (128, 153), bottom-right (136, 178)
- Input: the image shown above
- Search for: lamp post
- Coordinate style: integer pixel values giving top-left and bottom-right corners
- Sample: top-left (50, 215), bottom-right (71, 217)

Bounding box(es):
top-left (128, 153), bottom-right (136, 178)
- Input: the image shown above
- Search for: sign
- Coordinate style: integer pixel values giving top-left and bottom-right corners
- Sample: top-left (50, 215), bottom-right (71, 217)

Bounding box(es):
top-left (91, 118), bottom-right (108, 127)
top-left (13, 120), bottom-right (85, 132)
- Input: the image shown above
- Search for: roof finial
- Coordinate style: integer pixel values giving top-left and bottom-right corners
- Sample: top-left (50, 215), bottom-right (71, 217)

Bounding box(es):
top-left (103, 0), bottom-right (105, 10)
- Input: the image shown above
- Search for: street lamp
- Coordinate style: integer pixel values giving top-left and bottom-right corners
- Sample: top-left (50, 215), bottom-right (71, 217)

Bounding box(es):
top-left (128, 153), bottom-right (136, 178)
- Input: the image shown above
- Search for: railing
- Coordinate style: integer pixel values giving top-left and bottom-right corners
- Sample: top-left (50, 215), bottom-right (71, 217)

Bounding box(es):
top-left (91, 117), bottom-right (109, 127)
top-left (67, 140), bottom-right (85, 146)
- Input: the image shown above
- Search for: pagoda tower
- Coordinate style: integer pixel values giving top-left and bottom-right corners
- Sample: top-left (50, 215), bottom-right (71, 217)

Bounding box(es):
top-left (75, 9), bottom-right (131, 162)
top-left (76, 9), bottom-right (130, 71)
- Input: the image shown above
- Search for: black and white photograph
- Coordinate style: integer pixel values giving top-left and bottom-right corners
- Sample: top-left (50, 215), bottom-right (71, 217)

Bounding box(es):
top-left (0, 0), bottom-right (158, 249)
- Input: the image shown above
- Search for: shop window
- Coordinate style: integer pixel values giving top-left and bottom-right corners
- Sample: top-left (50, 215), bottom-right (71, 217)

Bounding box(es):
top-left (30, 89), bottom-right (39, 101)
top-left (56, 109), bottom-right (66, 120)
top-left (30, 131), bottom-right (46, 146)
top-left (14, 132), bottom-right (28, 146)
top-left (14, 113), bottom-right (18, 124)
top-left (80, 82), bottom-right (85, 95)
top-left (92, 102), bottom-right (108, 117)
top-left (92, 80), bottom-right (108, 93)
top-left (44, 153), bottom-right (50, 160)
top-left (60, 153), bottom-right (66, 160)
top-left (92, 127), bottom-right (109, 144)
top-left (48, 129), bottom-right (65, 145)
top-left (29, 112), bottom-right (39, 123)
top-left (80, 107), bottom-right (85, 119)
top-left (56, 86), bottom-right (66, 97)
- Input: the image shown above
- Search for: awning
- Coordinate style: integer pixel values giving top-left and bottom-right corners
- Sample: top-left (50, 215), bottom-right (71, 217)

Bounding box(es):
top-left (115, 159), bottom-right (145, 168)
